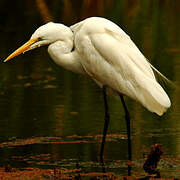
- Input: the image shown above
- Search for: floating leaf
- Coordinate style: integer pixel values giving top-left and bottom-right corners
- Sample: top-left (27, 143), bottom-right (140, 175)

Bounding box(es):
top-left (44, 84), bottom-right (56, 88)
top-left (24, 82), bottom-right (32, 87)
top-left (70, 111), bottom-right (78, 115)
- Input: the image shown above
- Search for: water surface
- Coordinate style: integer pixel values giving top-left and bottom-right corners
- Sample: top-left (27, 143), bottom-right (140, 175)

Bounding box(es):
top-left (0, 0), bottom-right (180, 178)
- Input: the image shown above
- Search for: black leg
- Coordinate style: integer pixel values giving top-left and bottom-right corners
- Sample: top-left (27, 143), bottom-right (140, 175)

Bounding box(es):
top-left (119, 94), bottom-right (132, 176)
top-left (100, 85), bottom-right (110, 162)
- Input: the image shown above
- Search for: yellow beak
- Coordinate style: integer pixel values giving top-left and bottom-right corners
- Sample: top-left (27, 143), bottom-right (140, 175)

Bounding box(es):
top-left (4, 38), bottom-right (38, 62)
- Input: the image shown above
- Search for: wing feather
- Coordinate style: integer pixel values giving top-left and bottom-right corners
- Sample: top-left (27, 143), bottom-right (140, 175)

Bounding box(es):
top-left (73, 17), bottom-right (171, 115)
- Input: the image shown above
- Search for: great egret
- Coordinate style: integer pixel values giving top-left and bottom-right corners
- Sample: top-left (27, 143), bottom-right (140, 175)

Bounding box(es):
top-left (4, 17), bottom-right (171, 162)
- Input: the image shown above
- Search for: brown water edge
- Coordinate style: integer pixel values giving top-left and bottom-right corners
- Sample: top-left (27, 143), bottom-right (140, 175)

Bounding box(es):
top-left (0, 136), bottom-right (180, 179)
top-left (0, 164), bottom-right (179, 180)
top-left (0, 167), bottom-right (118, 180)
top-left (0, 135), bottom-right (127, 148)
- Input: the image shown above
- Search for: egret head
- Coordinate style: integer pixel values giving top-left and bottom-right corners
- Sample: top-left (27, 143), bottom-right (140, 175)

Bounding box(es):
top-left (4, 22), bottom-right (73, 62)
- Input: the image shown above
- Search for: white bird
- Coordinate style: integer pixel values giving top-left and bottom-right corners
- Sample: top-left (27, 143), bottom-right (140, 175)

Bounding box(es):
top-left (4, 17), bottom-right (171, 161)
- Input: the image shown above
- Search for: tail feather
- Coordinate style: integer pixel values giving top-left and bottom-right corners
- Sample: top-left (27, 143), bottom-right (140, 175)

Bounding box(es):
top-left (135, 75), bottom-right (171, 116)
top-left (146, 59), bottom-right (174, 87)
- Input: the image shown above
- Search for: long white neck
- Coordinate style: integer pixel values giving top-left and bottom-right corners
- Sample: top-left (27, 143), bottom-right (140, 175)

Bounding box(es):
top-left (48, 40), bottom-right (85, 74)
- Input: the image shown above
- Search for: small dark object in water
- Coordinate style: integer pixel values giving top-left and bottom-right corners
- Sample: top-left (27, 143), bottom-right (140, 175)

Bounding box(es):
top-left (4, 164), bottom-right (12, 172)
top-left (143, 144), bottom-right (162, 177)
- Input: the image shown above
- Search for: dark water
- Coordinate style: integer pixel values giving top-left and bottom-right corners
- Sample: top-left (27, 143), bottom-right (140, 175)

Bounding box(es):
top-left (0, 0), bottom-right (180, 178)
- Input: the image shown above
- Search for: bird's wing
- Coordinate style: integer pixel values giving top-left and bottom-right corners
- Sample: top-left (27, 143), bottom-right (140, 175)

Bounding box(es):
top-left (71, 17), bottom-right (168, 83)
top-left (77, 26), bottom-right (170, 115)
top-left (105, 27), bottom-right (156, 79)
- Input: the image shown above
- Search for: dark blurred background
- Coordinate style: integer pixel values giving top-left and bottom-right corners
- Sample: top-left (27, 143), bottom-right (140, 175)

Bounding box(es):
top-left (0, 0), bottom-right (180, 178)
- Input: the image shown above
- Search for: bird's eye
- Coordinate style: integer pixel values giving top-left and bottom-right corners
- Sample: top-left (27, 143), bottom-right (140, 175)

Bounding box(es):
top-left (38, 37), bottom-right (43, 41)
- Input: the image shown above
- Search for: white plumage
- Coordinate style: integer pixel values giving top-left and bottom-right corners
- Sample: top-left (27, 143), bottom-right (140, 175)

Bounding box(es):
top-left (5, 17), bottom-right (171, 115)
